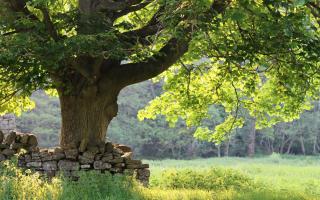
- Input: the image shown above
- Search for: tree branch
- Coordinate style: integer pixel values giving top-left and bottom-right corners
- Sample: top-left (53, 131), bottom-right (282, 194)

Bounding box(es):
top-left (38, 7), bottom-right (59, 41)
top-left (110, 0), bottom-right (231, 88)
top-left (4, 0), bottom-right (39, 20)
top-left (3, 1), bottom-right (60, 40)
top-left (79, 0), bottom-right (124, 13)
top-left (113, 0), bottom-right (153, 19)
top-left (111, 38), bottom-right (190, 87)
top-left (119, 5), bottom-right (164, 46)
top-left (1, 28), bottom-right (33, 36)
top-left (79, 0), bottom-right (152, 14)
top-left (307, 1), bottom-right (320, 25)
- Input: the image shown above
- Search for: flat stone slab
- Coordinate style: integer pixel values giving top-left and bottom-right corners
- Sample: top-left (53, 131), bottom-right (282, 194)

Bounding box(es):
top-left (0, 154), bottom-right (6, 162)
top-left (4, 132), bottom-right (16, 145)
top-left (64, 149), bottom-right (78, 160)
top-left (43, 161), bottom-right (58, 171)
top-left (1, 149), bottom-right (16, 157)
top-left (58, 160), bottom-right (80, 171)
top-left (26, 161), bottom-right (42, 168)
top-left (116, 144), bottom-right (132, 153)
top-left (0, 131), bottom-right (3, 143)
top-left (93, 161), bottom-right (111, 170)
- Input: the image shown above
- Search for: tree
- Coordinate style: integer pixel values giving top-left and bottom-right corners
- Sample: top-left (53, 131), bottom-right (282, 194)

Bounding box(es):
top-left (0, 0), bottom-right (231, 149)
top-left (247, 118), bottom-right (256, 157)
top-left (1, 0), bottom-right (319, 149)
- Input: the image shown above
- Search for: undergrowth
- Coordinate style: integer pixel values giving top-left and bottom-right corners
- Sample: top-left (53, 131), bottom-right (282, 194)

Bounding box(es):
top-left (1, 156), bottom-right (320, 200)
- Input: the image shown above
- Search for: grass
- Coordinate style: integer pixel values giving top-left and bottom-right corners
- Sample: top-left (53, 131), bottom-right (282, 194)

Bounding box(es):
top-left (148, 154), bottom-right (320, 193)
top-left (1, 154), bottom-right (320, 199)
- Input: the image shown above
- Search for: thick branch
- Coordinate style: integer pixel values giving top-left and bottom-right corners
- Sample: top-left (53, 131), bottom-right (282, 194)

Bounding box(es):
top-left (4, 0), bottom-right (38, 20)
top-left (113, 0), bottom-right (153, 19)
top-left (3, 1), bottom-right (60, 40)
top-left (309, 1), bottom-right (320, 10)
top-left (111, 0), bottom-right (231, 88)
top-left (39, 7), bottom-right (59, 41)
top-left (79, 0), bottom-right (124, 13)
top-left (112, 38), bottom-right (190, 87)
top-left (1, 28), bottom-right (33, 36)
top-left (69, 56), bottom-right (105, 84)
top-left (79, 0), bottom-right (152, 14)
top-left (308, 1), bottom-right (320, 25)
top-left (121, 24), bottom-right (162, 46)
top-left (120, 5), bottom-right (164, 45)
top-left (116, 0), bottom-right (144, 5)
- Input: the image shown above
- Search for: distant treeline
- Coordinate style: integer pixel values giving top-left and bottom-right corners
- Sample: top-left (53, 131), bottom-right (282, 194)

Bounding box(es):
top-left (16, 81), bottom-right (320, 159)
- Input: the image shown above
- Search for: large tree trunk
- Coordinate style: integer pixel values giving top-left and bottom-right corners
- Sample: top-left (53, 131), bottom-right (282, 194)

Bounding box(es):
top-left (59, 92), bottom-right (118, 149)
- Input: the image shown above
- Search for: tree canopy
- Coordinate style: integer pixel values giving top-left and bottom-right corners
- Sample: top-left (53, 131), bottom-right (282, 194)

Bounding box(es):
top-left (0, 0), bottom-right (320, 144)
top-left (138, 0), bottom-right (320, 142)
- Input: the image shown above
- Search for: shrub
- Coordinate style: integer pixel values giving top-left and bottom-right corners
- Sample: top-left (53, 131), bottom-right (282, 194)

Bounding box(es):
top-left (153, 167), bottom-right (256, 191)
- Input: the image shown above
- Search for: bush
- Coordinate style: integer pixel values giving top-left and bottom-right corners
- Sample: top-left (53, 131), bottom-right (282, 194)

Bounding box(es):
top-left (153, 167), bottom-right (256, 191)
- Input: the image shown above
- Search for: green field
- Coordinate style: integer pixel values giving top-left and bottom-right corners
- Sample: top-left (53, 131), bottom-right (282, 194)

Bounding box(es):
top-left (1, 155), bottom-right (320, 200)
top-left (148, 154), bottom-right (320, 199)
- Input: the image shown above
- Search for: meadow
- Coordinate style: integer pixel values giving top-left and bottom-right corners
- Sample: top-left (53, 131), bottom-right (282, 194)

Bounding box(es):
top-left (1, 154), bottom-right (320, 200)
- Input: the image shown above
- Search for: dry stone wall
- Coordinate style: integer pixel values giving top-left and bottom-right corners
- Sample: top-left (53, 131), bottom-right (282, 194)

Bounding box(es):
top-left (0, 131), bottom-right (38, 161)
top-left (0, 131), bottom-right (150, 186)
top-left (0, 114), bottom-right (16, 134)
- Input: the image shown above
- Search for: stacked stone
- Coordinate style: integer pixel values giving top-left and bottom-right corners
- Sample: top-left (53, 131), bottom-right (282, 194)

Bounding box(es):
top-left (0, 131), bottom-right (150, 186)
top-left (0, 131), bottom-right (38, 162)
top-left (0, 114), bottom-right (16, 134)
top-left (17, 142), bottom-right (150, 185)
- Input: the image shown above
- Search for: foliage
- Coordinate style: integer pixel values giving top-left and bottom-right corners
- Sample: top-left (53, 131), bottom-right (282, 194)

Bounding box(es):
top-left (0, 0), bottom-right (229, 104)
top-left (138, 0), bottom-right (320, 142)
top-left (0, 80), bottom-right (35, 116)
top-left (1, 0), bottom-right (320, 146)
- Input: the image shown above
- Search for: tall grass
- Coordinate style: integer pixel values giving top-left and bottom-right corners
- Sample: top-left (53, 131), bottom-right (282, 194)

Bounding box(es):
top-left (148, 154), bottom-right (320, 192)
top-left (1, 154), bottom-right (320, 199)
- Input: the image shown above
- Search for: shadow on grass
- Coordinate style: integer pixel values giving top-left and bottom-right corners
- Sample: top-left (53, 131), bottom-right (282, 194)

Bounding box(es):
top-left (58, 171), bottom-right (145, 200)
top-left (0, 159), bottom-right (145, 200)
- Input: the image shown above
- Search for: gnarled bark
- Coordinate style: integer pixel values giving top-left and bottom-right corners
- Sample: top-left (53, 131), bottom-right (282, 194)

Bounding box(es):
top-left (59, 87), bottom-right (119, 149)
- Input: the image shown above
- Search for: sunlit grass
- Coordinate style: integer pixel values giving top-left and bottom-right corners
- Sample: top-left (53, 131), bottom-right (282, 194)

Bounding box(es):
top-left (1, 154), bottom-right (320, 199)
top-left (147, 154), bottom-right (320, 194)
